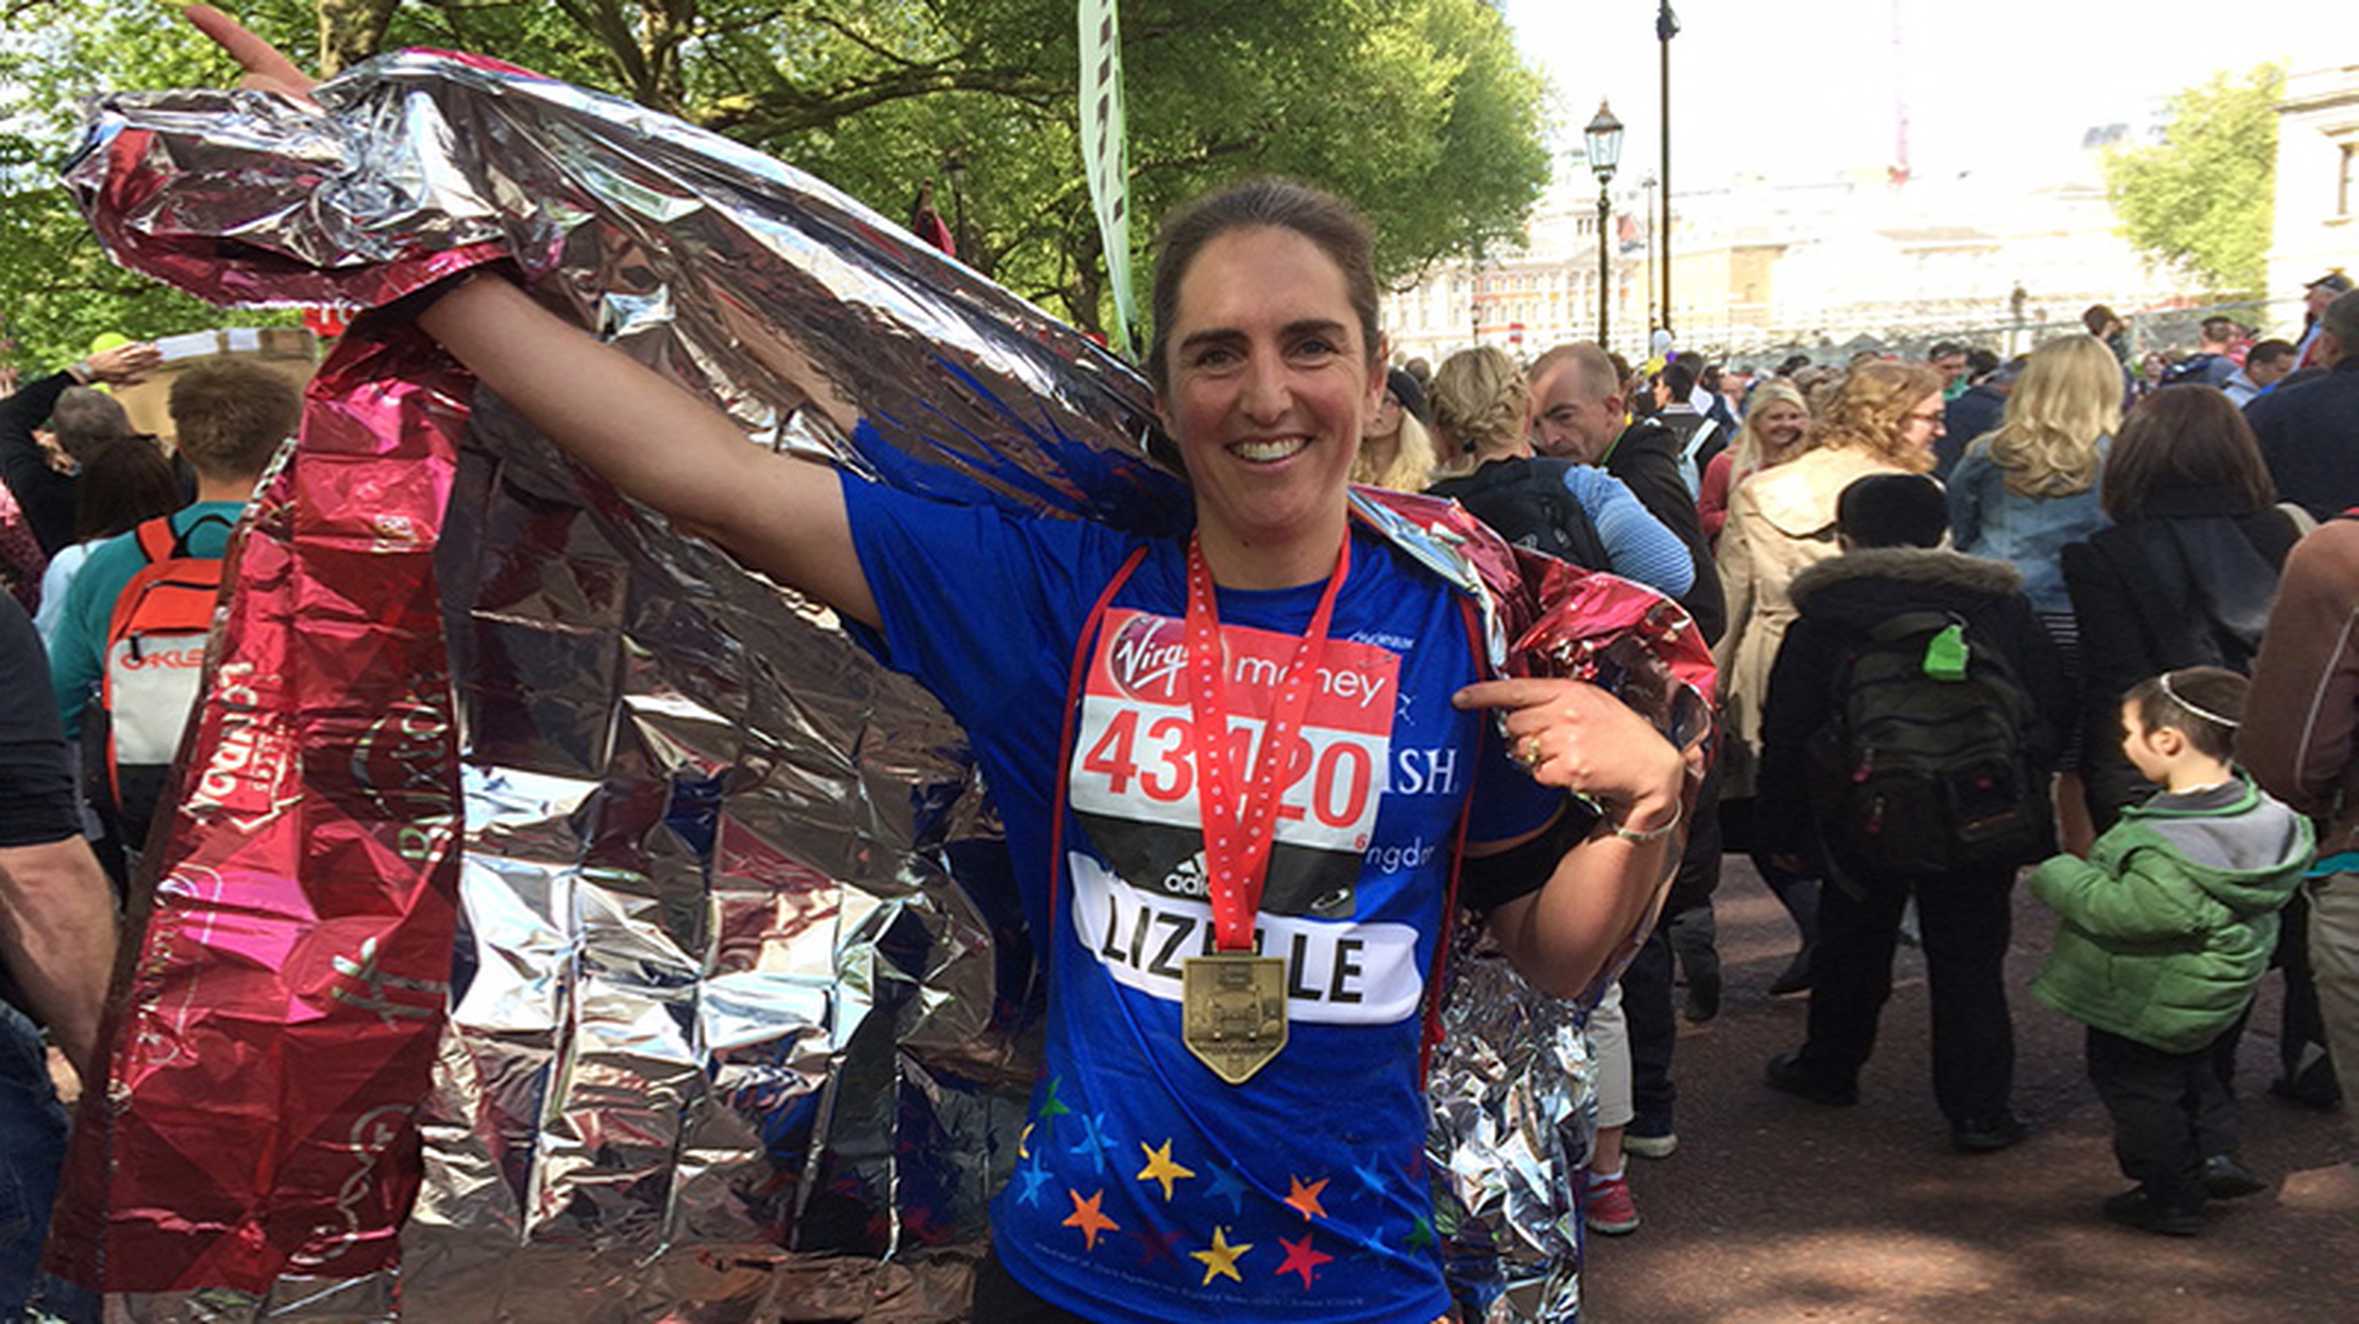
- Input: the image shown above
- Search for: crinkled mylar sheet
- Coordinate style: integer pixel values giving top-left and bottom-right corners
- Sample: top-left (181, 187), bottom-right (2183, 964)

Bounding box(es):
top-left (58, 49), bottom-right (1712, 1322)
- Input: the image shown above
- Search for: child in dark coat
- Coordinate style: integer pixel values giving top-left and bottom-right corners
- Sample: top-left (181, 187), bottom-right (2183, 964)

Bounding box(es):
top-left (1756, 474), bottom-right (2072, 1151)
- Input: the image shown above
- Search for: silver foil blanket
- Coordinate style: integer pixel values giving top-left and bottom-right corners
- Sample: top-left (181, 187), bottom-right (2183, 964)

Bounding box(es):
top-left (1429, 939), bottom-right (1600, 1324)
top-left (55, 50), bottom-right (1705, 1322)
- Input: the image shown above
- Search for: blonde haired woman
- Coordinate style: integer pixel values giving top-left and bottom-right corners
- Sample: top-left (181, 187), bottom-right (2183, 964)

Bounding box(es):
top-left (1353, 367), bottom-right (1441, 491)
top-left (1427, 347), bottom-right (1526, 471)
top-left (1950, 333), bottom-right (2119, 850)
top-left (1698, 379), bottom-right (1810, 543)
top-left (1714, 360), bottom-right (1945, 991)
top-left (1424, 347), bottom-right (1694, 596)
top-left (1948, 334), bottom-right (2116, 607)
top-left (1422, 342), bottom-right (1694, 1229)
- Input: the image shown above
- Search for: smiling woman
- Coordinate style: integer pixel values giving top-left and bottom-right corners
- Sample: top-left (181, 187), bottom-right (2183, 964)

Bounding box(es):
top-left (1145, 180), bottom-right (1385, 590)
top-left (186, 11), bottom-right (1683, 1320)
top-left (1700, 378), bottom-right (1812, 544)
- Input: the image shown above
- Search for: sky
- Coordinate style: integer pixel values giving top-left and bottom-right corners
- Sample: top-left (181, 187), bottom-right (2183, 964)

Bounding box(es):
top-left (1504, 0), bottom-right (2355, 192)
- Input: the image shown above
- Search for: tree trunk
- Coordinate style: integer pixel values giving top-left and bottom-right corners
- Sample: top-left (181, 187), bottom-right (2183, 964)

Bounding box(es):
top-left (1063, 206), bottom-right (1108, 337)
top-left (316, 0), bottom-right (402, 76)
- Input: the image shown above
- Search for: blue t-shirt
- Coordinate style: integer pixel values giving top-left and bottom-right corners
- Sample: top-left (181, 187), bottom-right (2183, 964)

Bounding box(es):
top-left (1559, 464), bottom-right (1693, 598)
top-left (842, 476), bottom-right (1562, 1323)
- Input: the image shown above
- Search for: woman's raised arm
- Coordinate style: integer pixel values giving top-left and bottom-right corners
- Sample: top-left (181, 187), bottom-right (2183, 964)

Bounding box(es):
top-left (189, 7), bottom-right (878, 629)
top-left (416, 279), bottom-right (877, 627)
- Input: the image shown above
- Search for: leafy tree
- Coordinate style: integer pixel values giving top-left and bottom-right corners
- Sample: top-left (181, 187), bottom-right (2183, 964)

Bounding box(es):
top-left (2104, 64), bottom-right (2282, 300)
top-left (0, 2), bottom-right (294, 367)
top-left (0, 0), bottom-right (1548, 367)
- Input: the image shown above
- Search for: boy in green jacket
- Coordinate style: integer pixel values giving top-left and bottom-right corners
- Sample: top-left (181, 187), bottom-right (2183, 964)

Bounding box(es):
top-left (2031, 667), bottom-right (2312, 1236)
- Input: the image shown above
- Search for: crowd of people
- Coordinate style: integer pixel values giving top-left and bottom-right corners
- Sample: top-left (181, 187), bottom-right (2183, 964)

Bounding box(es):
top-left (0, 9), bottom-right (2349, 1319)
top-left (0, 344), bottom-right (300, 1315)
top-left (1357, 269), bottom-right (2359, 1246)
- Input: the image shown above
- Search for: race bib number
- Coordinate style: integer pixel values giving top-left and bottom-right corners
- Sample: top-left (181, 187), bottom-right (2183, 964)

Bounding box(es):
top-left (1068, 852), bottom-right (1423, 1025)
top-left (1068, 609), bottom-right (1398, 918)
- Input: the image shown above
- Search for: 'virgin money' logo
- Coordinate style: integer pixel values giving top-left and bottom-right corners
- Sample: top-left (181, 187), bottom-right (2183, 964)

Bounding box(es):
top-left (1104, 611), bottom-right (1190, 703)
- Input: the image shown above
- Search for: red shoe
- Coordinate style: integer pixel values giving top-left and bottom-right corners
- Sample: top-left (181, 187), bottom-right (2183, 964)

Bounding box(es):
top-left (1583, 1172), bottom-right (1641, 1235)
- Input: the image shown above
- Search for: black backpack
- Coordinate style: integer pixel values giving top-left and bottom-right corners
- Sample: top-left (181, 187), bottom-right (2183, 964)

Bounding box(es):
top-left (1806, 610), bottom-right (2052, 877)
top-left (1427, 457), bottom-right (1613, 572)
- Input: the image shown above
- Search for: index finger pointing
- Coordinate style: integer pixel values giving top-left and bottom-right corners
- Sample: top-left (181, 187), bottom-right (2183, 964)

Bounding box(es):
top-left (185, 5), bottom-right (317, 91)
top-left (1451, 678), bottom-right (1571, 712)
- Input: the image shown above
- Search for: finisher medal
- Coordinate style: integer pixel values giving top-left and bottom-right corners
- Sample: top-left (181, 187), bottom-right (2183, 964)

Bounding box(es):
top-left (1176, 532), bottom-right (1350, 1085)
top-left (1182, 952), bottom-right (1290, 1085)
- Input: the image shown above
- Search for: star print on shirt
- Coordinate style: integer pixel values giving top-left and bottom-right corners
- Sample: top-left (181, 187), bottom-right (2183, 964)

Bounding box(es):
top-left (1283, 1174), bottom-right (1330, 1222)
top-left (1013, 1160), bottom-right (1053, 1208)
top-left (1190, 1225), bottom-right (1253, 1286)
top-left (1061, 1188), bottom-right (1119, 1252)
top-left (1351, 1156), bottom-right (1389, 1195)
top-left (1135, 1139), bottom-right (1197, 1202)
top-left (1202, 1163), bottom-right (1248, 1216)
top-left (1274, 1232), bottom-right (1333, 1289)
top-left (1404, 1213), bottom-right (1436, 1252)
top-left (1068, 1112), bottom-right (1117, 1175)
top-left (1131, 1224), bottom-right (1180, 1267)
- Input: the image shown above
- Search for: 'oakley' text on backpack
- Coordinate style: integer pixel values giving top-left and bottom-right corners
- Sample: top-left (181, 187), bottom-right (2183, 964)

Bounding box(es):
top-left (1807, 611), bottom-right (2052, 876)
top-left (89, 514), bottom-right (228, 856)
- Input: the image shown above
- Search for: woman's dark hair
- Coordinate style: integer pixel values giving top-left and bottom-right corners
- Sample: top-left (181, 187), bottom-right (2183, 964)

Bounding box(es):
top-left (1146, 177), bottom-right (1381, 393)
top-left (72, 435), bottom-right (181, 543)
top-left (2100, 385), bottom-right (2275, 522)
top-left (2126, 666), bottom-right (2247, 763)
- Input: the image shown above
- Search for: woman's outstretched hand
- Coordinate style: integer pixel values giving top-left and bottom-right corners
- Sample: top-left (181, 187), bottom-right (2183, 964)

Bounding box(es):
top-left (185, 4), bottom-right (319, 100)
top-left (1452, 676), bottom-right (1685, 814)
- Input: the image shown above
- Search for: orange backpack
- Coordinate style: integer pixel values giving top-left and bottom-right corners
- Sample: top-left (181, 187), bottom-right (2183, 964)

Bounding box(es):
top-left (90, 513), bottom-right (229, 855)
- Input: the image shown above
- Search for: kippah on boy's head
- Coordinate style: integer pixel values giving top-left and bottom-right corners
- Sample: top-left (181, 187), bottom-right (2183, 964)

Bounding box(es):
top-left (1836, 473), bottom-right (1948, 550)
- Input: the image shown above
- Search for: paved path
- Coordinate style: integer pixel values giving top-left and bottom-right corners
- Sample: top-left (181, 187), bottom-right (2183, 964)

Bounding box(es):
top-left (1581, 859), bottom-right (2358, 1324)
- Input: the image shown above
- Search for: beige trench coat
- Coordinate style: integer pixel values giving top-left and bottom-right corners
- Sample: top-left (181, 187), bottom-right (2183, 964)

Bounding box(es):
top-left (1713, 445), bottom-right (1910, 799)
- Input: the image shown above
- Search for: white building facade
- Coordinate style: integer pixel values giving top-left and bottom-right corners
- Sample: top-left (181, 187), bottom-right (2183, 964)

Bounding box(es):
top-left (1379, 178), bottom-right (1650, 368)
top-left (2267, 64), bottom-right (2359, 322)
top-left (1383, 134), bottom-right (2210, 368)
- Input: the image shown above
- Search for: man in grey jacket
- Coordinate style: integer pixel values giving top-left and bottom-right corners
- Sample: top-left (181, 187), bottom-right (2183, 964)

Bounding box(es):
top-left (1527, 342), bottom-right (1730, 1164)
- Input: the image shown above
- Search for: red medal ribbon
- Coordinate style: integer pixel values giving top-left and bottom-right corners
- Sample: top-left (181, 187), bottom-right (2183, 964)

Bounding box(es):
top-left (1183, 531), bottom-right (1353, 952)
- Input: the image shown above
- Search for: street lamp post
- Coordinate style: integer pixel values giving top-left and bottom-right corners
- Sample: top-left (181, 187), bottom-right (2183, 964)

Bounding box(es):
top-left (1657, 2), bottom-right (1680, 335)
top-left (1584, 102), bottom-right (1625, 349)
top-left (1641, 175), bottom-right (1657, 333)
